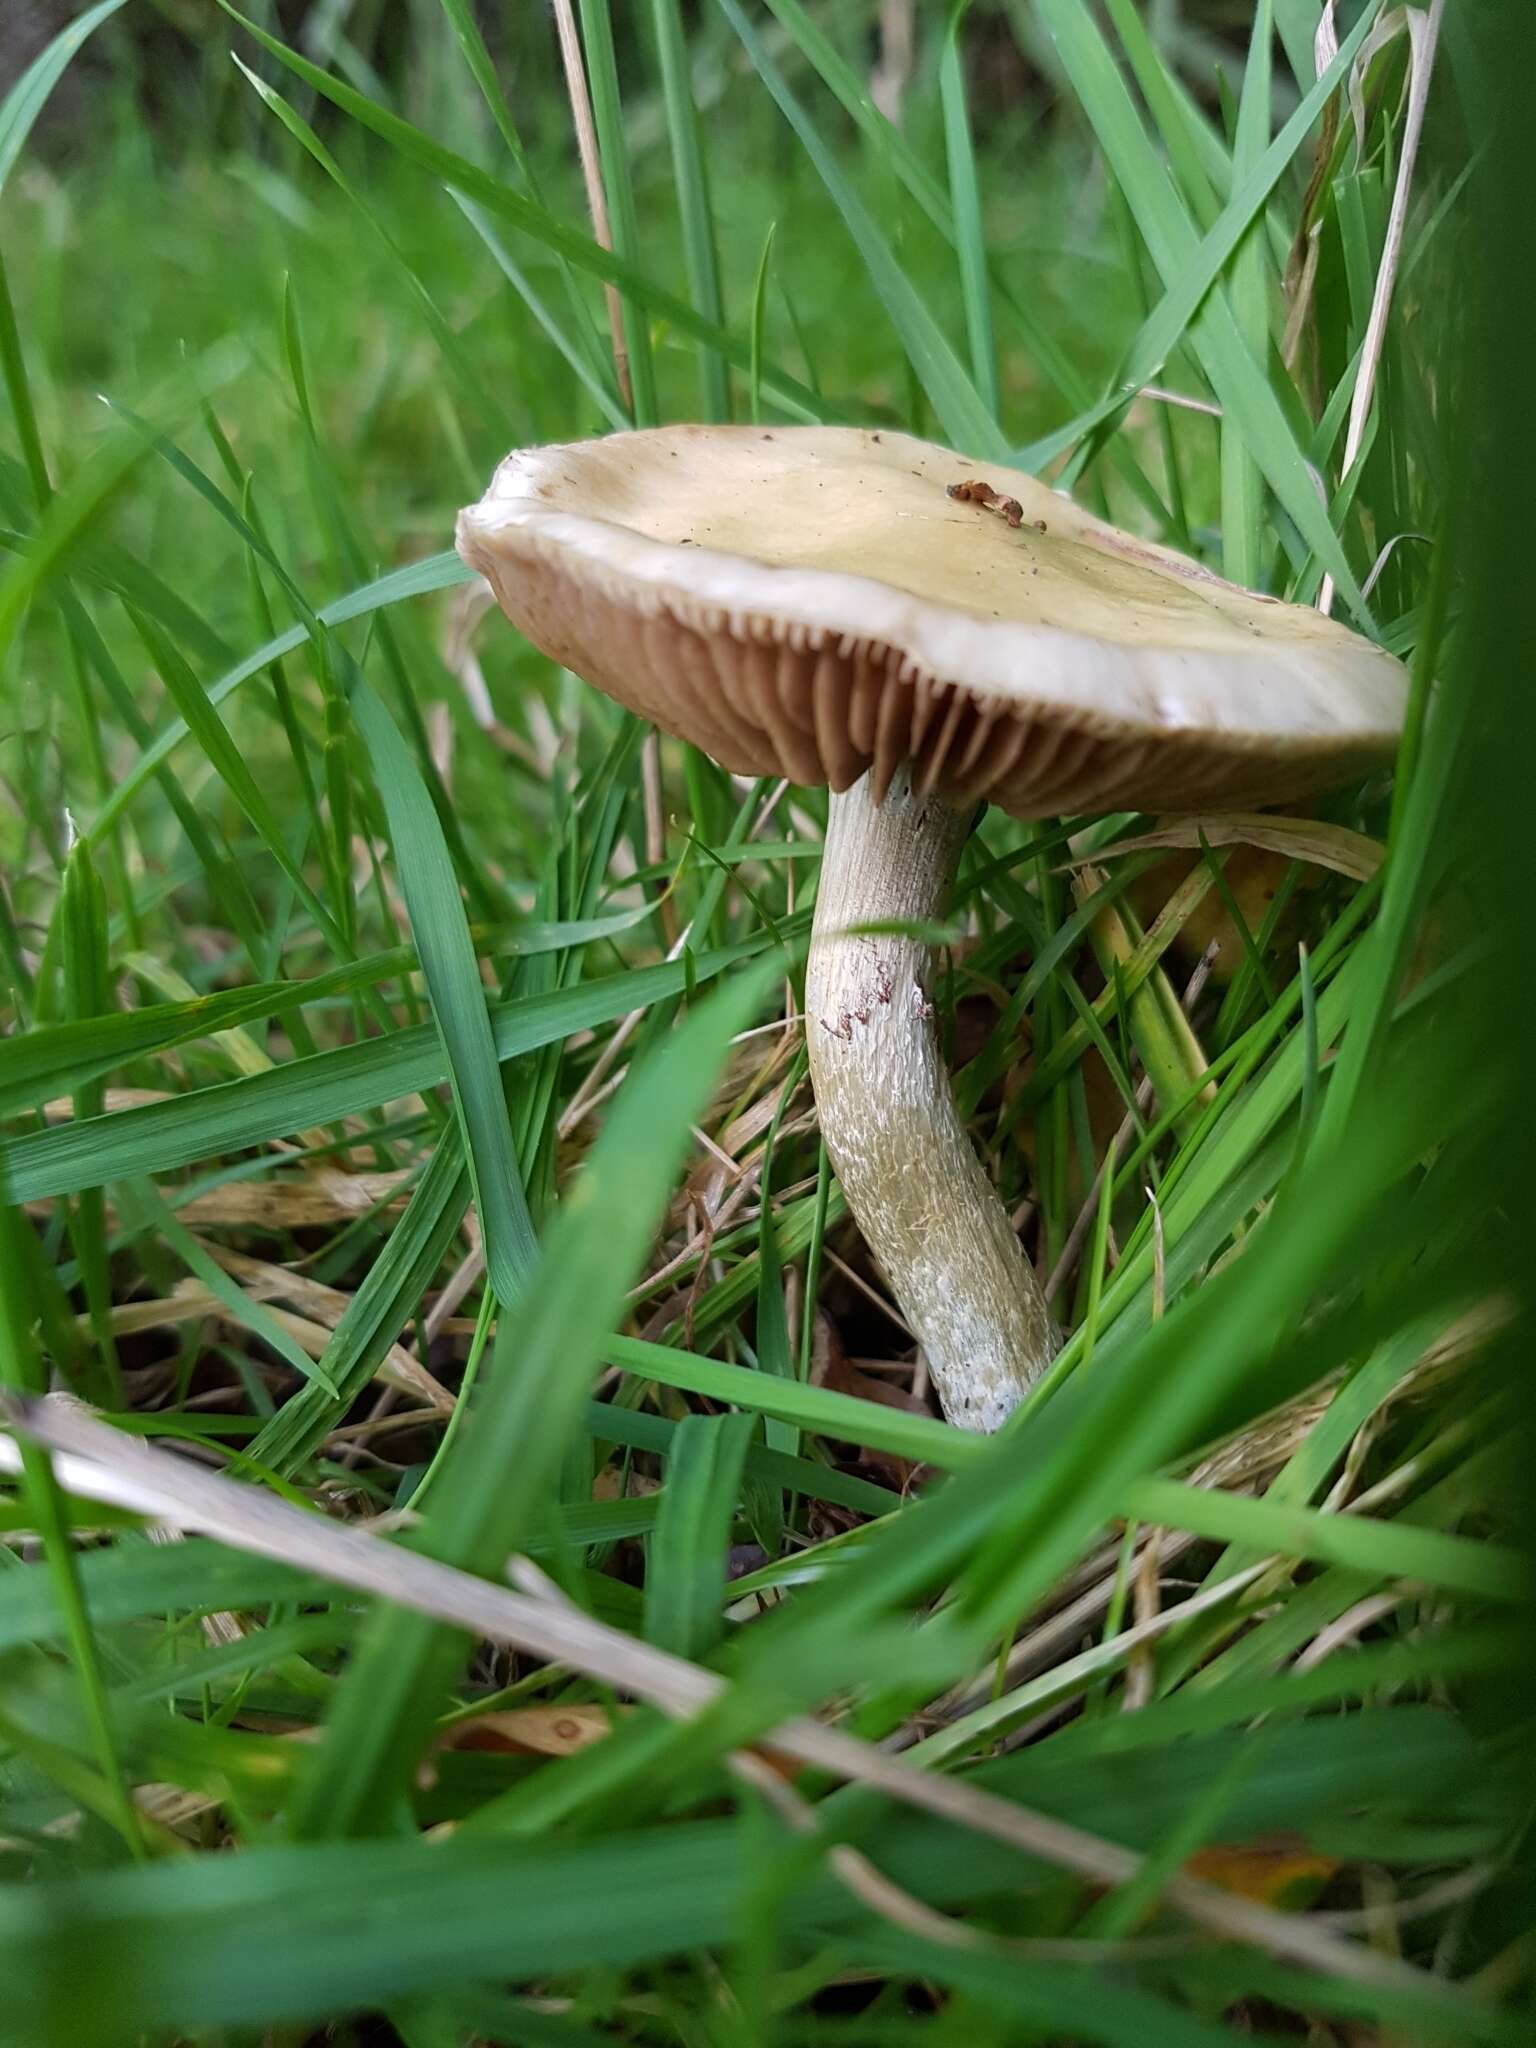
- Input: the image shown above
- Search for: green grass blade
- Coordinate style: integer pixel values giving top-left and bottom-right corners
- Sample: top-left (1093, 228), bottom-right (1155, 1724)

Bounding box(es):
top-left (0, 245), bottom-right (51, 508)
top-left (349, 674), bottom-right (536, 1308)
top-left (0, 1537), bottom-right (318, 1656)
top-left (285, 957), bottom-right (777, 1836)
top-left (644, 1411), bottom-right (753, 1659)
top-left (430, 0), bottom-right (533, 175)
top-left (451, 194), bottom-right (629, 430)
top-left (85, 551), bottom-right (472, 840)
top-left (218, 4), bottom-right (824, 423)
top-left (0, 1206), bottom-right (147, 1860)
top-left (1315, 512), bottom-right (1459, 1149)
top-left (0, 344), bottom-right (244, 665)
top-left (250, 1135), bottom-right (469, 1474)
top-left (650, 0), bottom-right (731, 420)
top-left (751, 0), bottom-right (1169, 519)
top-left (606, 1331), bottom-right (971, 1470)
top-left (1219, 0), bottom-right (1274, 586)
top-left (1019, 4), bottom-right (1382, 472)
top-left (58, 836), bottom-right (119, 1405)
top-left (0, 0), bottom-right (130, 194)
top-left (1124, 1476), bottom-right (1528, 1604)
top-left (0, 927), bottom-right (792, 1203)
top-left (747, 218), bottom-right (777, 426)
top-left (714, 0), bottom-right (1006, 456)
top-left (430, 0), bottom-right (615, 404)
top-left (123, 608), bottom-right (354, 961)
top-left (1101, 0), bottom-right (1225, 224)
top-left (1, 910), bottom-right (654, 1119)
top-left (232, 57), bottom-right (513, 440)
top-left (757, 0), bottom-right (951, 235)
top-left (939, 2), bottom-right (999, 422)
top-left (1032, 0), bottom-right (1370, 619)
top-left (586, 1398), bottom-right (897, 1521)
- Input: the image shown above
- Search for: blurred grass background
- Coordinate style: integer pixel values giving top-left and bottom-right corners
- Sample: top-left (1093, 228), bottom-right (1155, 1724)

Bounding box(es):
top-left (0, 3), bottom-right (1531, 2044)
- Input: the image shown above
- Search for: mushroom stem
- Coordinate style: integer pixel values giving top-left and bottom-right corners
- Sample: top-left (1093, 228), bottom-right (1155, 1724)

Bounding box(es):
top-left (806, 769), bottom-right (1058, 1432)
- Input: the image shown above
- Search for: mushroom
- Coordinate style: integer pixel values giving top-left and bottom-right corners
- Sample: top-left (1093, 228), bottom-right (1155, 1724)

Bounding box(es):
top-left (457, 426), bottom-right (1406, 1431)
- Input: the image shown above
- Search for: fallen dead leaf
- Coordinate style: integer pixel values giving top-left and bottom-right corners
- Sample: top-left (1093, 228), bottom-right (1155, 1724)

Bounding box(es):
top-left (439, 1705), bottom-right (620, 1758)
top-left (1184, 1839), bottom-right (1338, 1911)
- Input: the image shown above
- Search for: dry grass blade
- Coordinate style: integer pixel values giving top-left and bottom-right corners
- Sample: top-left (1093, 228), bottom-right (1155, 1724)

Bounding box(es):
top-left (550, 0), bottom-right (632, 415)
top-left (1073, 859), bottom-right (1216, 1128)
top-left (82, 1243), bottom-right (455, 1416)
top-left (928, 1525), bottom-right (1201, 1723)
top-left (932, 1292), bottom-right (1507, 1725)
top-left (175, 1170), bottom-right (415, 1226)
top-left (1318, 0), bottom-right (1446, 615)
top-left (869, 0), bottom-right (916, 127)
top-left (508, 1556), bottom-right (988, 1956)
top-left (0, 1393), bottom-right (1496, 2009)
top-left (1065, 814), bottom-right (1386, 884)
top-left (1045, 1075), bottom-right (1156, 1303)
top-left (918, 1554), bottom-right (1273, 1744)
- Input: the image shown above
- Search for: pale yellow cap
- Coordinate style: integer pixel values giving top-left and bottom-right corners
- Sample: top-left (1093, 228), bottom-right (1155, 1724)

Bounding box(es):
top-left (457, 425), bottom-right (1406, 815)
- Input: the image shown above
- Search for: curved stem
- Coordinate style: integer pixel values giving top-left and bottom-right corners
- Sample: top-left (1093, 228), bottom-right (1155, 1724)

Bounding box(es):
top-left (805, 770), bottom-right (1058, 1431)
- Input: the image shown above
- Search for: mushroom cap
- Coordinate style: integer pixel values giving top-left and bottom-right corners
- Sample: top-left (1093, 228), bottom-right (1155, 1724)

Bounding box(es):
top-left (457, 425), bottom-right (1406, 816)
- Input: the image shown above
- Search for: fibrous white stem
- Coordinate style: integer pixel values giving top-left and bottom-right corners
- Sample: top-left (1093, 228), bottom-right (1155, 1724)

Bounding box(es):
top-left (805, 770), bottom-right (1058, 1431)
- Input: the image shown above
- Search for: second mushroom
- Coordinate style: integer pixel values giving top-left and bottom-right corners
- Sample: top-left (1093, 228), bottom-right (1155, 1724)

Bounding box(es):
top-left (458, 426), bottom-right (1406, 1431)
